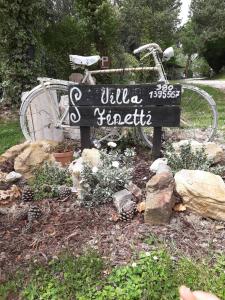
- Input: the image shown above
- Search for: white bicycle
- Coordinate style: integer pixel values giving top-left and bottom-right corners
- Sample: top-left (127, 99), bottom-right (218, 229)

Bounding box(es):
top-left (20, 42), bottom-right (218, 148)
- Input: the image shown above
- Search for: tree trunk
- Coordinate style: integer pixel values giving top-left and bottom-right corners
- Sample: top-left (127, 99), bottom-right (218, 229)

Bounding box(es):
top-left (185, 54), bottom-right (191, 78)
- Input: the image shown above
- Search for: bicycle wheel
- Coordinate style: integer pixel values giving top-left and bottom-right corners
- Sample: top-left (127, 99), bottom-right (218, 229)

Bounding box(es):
top-left (20, 83), bottom-right (126, 144)
top-left (138, 84), bottom-right (218, 148)
top-left (20, 83), bottom-right (69, 141)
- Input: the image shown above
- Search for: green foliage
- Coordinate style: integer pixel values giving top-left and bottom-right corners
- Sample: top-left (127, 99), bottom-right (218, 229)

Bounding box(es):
top-left (191, 0), bottom-right (225, 72)
top-left (120, 0), bottom-right (181, 52)
top-left (31, 162), bottom-right (72, 200)
top-left (0, 0), bottom-right (47, 103)
top-left (180, 21), bottom-right (198, 57)
top-left (164, 142), bottom-right (225, 176)
top-left (76, 0), bottom-right (120, 55)
top-left (192, 57), bottom-right (211, 77)
top-left (80, 148), bottom-right (135, 207)
top-left (0, 120), bottom-right (24, 154)
top-left (21, 251), bottom-right (104, 300)
top-left (194, 85), bottom-right (225, 130)
top-left (2, 250), bottom-right (225, 300)
top-left (42, 15), bottom-right (92, 79)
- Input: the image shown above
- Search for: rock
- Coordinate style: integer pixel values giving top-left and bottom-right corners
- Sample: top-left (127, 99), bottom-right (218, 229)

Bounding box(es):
top-left (126, 182), bottom-right (142, 201)
top-left (172, 140), bottom-right (225, 164)
top-left (5, 171), bottom-right (22, 183)
top-left (150, 158), bottom-right (168, 173)
top-left (112, 189), bottom-right (133, 213)
top-left (14, 141), bottom-right (57, 179)
top-left (0, 141), bottom-right (30, 164)
top-left (0, 185), bottom-right (22, 207)
top-left (144, 172), bottom-right (175, 225)
top-left (113, 189), bottom-right (136, 221)
top-left (0, 140), bottom-right (58, 179)
top-left (204, 142), bottom-right (225, 164)
top-left (175, 169), bottom-right (225, 221)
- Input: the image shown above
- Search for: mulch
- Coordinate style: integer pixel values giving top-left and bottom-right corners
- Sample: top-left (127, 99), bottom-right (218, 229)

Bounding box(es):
top-left (0, 149), bottom-right (225, 281)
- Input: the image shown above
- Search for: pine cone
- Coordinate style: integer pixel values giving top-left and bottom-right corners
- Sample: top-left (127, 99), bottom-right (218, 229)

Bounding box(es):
top-left (119, 201), bottom-right (137, 222)
top-left (27, 206), bottom-right (42, 222)
top-left (58, 186), bottom-right (71, 199)
top-left (22, 206), bottom-right (42, 234)
top-left (22, 186), bottom-right (34, 202)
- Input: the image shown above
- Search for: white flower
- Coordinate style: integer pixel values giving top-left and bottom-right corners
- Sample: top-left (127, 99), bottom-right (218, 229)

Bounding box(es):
top-left (112, 161), bottom-right (119, 168)
top-left (107, 141), bottom-right (117, 148)
top-left (92, 166), bottom-right (98, 173)
top-left (131, 262), bottom-right (137, 267)
top-left (145, 252), bottom-right (150, 256)
top-left (153, 256), bottom-right (158, 261)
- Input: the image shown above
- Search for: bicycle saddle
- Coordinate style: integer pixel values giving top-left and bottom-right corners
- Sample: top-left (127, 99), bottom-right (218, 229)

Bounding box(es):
top-left (69, 55), bottom-right (101, 67)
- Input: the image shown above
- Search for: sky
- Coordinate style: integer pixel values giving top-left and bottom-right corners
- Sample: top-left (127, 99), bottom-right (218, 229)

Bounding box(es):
top-left (180, 0), bottom-right (192, 25)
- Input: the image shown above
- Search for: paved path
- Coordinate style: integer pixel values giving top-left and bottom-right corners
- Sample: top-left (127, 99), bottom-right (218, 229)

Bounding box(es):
top-left (182, 79), bottom-right (225, 91)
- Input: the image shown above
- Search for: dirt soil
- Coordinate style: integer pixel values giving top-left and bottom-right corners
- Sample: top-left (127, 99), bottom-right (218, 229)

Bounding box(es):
top-left (1, 150), bottom-right (225, 281)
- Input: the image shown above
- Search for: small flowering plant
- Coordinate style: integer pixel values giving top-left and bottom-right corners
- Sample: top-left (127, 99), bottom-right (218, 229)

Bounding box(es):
top-left (80, 148), bottom-right (135, 207)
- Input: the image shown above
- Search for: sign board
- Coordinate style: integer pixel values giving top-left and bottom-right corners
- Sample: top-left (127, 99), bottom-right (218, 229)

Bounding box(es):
top-left (69, 84), bottom-right (181, 127)
top-left (100, 56), bottom-right (110, 69)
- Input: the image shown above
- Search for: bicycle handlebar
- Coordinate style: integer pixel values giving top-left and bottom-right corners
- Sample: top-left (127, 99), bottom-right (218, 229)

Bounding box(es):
top-left (133, 43), bottom-right (163, 54)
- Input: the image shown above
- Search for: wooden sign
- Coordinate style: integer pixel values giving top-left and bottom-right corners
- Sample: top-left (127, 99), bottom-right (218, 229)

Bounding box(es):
top-left (69, 84), bottom-right (181, 127)
top-left (100, 56), bottom-right (110, 69)
top-left (69, 83), bottom-right (181, 158)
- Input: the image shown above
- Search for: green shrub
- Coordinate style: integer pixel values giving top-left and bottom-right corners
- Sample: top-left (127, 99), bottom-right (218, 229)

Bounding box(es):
top-left (164, 142), bottom-right (225, 176)
top-left (80, 148), bottom-right (135, 207)
top-left (31, 162), bottom-right (72, 200)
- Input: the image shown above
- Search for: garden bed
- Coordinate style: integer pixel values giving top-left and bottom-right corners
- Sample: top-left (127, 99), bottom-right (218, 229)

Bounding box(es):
top-left (1, 150), bottom-right (225, 280)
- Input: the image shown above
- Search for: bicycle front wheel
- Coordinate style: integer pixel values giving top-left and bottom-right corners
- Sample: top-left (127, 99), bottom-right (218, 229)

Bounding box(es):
top-left (138, 84), bottom-right (218, 148)
top-left (20, 83), bottom-right (126, 144)
top-left (20, 83), bottom-right (70, 141)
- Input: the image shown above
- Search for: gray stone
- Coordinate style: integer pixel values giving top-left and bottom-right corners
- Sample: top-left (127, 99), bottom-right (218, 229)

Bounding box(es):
top-left (126, 182), bottom-right (142, 201)
top-left (113, 189), bottom-right (133, 213)
top-left (5, 171), bottom-right (22, 183)
top-left (150, 158), bottom-right (168, 173)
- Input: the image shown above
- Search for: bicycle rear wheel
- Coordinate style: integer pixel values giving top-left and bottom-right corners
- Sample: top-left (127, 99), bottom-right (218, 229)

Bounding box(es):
top-left (138, 84), bottom-right (218, 148)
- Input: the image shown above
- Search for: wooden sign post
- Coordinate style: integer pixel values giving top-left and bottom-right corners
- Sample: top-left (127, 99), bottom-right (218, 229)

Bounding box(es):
top-left (69, 84), bottom-right (181, 158)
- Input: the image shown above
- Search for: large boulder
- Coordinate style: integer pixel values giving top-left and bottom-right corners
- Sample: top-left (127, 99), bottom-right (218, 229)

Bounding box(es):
top-left (175, 169), bottom-right (225, 221)
top-left (172, 140), bottom-right (225, 164)
top-left (0, 141), bottom-right (30, 164)
top-left (144, 172), bottom-right (175, 225)
top-left (13, 141), bottom-right (58, 179)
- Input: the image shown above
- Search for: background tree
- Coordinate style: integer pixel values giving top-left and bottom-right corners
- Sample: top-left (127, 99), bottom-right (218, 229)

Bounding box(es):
top-left (179, 21), bottom-right (199, 77)
top-left (191, 0), bottom-right (225, 73)
top-left (0, 0), bottom-right (47, 103)
top-left (120, 0), bottom-right (181, 52)
top-left (43, 0), bottom-right (121, 81)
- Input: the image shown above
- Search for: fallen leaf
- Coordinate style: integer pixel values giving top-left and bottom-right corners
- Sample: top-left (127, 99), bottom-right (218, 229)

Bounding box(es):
top-left (0, 185), bottom-right (21, 206)
top-left (9, 185), bottom-right (21, 200)
top-left (111, 212), bottom-right (119, 222)
top-left (0, 190), bottom-right (10, 201)
top-left (173, 203), bottom-right (186, 212)
top-left (137, 201), bottom-right (145, 213)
